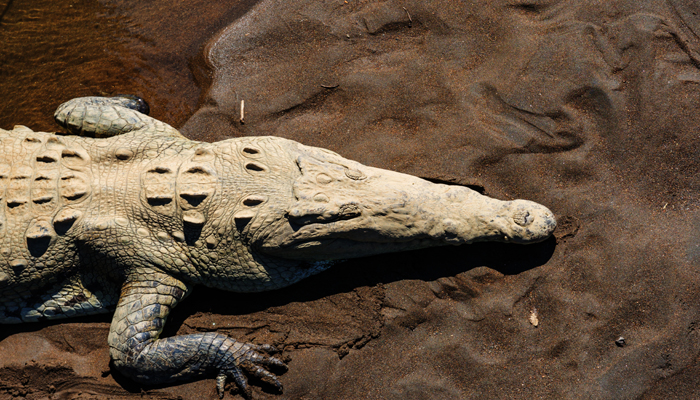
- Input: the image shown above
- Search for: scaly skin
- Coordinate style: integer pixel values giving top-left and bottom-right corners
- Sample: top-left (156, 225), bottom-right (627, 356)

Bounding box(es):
top-left (0, 96), bottom-right (556, 398)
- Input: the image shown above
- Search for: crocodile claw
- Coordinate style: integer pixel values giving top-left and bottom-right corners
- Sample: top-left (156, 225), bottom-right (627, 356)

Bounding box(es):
top-left (216, 344), bottom-right (286, 399)
top-left (113, 94), bottom-right (151, 115)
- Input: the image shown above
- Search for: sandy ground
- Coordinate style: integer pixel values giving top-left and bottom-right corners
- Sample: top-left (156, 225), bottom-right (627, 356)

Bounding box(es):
top-left (1, 0), bottom-right (700, 399)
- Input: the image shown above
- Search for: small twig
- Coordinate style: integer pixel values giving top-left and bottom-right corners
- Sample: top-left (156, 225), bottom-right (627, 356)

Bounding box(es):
top-left (62, 331), bottom-right (75, 352)
top-left (403, 7), bottom-right (412, 28)
top-left (320, 84), bottom-right (340, 89)
top-left (240, 100), bottom-right (245, 125)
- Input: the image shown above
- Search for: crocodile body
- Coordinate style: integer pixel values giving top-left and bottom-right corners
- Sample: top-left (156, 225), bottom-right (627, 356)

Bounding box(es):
top-left (0, 97), bottom-right (556, 398)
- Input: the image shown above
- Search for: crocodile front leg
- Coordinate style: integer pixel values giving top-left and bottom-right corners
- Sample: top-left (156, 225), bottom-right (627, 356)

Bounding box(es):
top-left (108, 269), bottom-right (285, 398)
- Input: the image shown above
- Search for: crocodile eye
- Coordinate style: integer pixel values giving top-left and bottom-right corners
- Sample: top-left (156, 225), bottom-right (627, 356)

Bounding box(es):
top-left (344, 168), bottom-right (366, 180)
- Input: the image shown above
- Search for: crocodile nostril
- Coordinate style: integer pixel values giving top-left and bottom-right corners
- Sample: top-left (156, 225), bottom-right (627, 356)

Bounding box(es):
top-left (513, 210), bottom-right (533, 226)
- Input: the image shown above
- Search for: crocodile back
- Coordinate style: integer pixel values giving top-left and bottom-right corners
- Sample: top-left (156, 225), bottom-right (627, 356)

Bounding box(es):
top-left (0, 127), bottom-right (91, 302)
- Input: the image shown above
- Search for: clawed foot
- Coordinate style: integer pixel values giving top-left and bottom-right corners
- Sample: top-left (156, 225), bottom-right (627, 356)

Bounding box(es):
top-left (53, 95), bottom-right (183, 138)
top-left (216, 343), bottom-right (287, 399)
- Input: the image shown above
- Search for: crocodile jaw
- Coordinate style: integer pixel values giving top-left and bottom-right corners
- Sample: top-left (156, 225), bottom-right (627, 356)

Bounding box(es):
top-left (255, 145), bottom-right (556, 261)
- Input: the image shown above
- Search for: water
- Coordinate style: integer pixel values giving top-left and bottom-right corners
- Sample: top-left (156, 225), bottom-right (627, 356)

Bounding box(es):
top-left (0, 0), bottom-right (255, 135)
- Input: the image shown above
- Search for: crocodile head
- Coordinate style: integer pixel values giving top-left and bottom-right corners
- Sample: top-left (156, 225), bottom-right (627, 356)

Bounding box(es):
top-left (252, 144), bottom-right (556, 261)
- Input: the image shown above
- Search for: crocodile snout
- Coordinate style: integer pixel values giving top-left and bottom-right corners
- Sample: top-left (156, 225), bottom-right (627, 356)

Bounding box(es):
top-left (255, 144), bottom-right (556, 261)
top-left (502, 200), bottom-right (556, 244)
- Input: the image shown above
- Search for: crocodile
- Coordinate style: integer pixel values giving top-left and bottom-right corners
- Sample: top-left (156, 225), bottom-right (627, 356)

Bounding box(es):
top-left (0, 96), bottom-right (556, 398)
